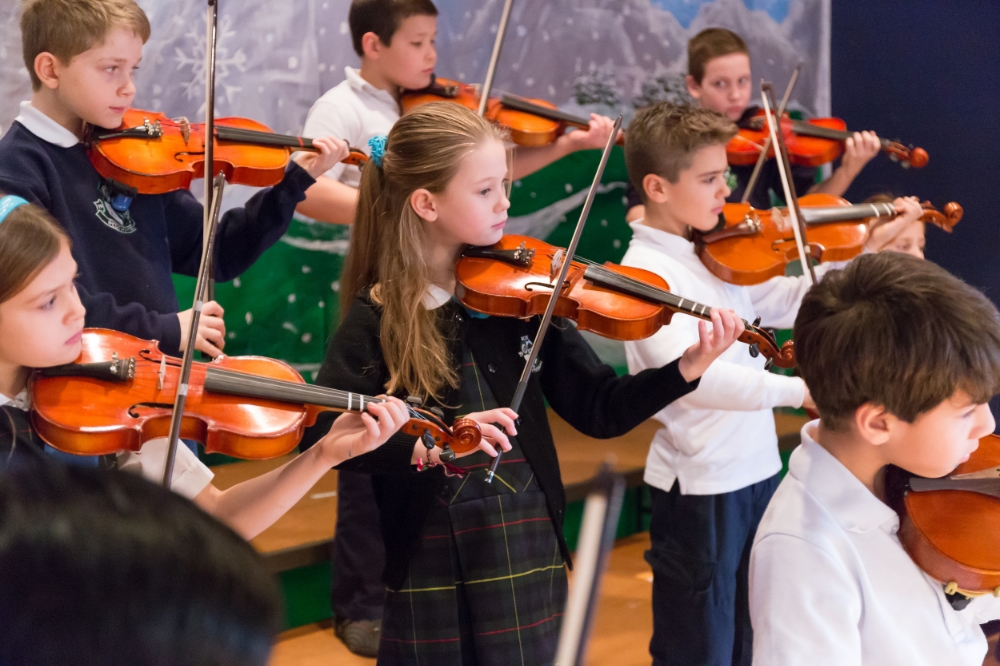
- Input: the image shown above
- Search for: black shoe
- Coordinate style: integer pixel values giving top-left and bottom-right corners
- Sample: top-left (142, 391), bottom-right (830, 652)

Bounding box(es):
top-left (334, 618), bottom-right (381, 658)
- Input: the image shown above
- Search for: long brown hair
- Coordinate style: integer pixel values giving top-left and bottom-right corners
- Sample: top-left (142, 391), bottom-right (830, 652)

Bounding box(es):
top-left (341, 102), bottom-right (508, 401)
top-left (0, 196), bottom-right (68, 305)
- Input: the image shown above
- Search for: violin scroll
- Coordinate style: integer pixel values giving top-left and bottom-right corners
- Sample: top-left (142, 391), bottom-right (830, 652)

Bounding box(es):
top-left (884, 141), bottom-right (929, 169)
top-left (919, 201), bottom-right (963, 232)
top-left (740, 324), bottom-right (796, 370)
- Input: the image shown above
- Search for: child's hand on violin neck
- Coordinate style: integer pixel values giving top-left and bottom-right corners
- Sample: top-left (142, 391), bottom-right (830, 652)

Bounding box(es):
top-left (556, 114), bottom-right (620, 153)
top-left (866, 196), bottom-right (922, 251)
top-left (462, 408), bottom-right (518, 458)
top-left (177, 300), bottom-right (226, 358)
top-left (840, 130), bottom-right (881, 174)
top-left (677, 308), bottom-right (746, 382)
top-left (319, 396), bottom-right (412, 464)
top-left (296, 136), bottom-right (351, 179)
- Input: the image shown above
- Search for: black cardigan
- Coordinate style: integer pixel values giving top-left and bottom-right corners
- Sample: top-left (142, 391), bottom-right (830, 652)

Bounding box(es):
top-left (301, 295), bottom-right (699, 589)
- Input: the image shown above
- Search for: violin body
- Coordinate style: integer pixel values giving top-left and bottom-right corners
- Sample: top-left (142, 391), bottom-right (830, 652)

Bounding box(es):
top-left (696, 193), bottom-right (869, 286)
top-left (401, 78), bottom-right (611, 147)
top-left (727, 110), bottom-right (928, 170)
top-left (456, 235), bottom-right (795, 368)
top-left (897, 434), bottom-right (1000, 595)
top-left (30, 329), bottom-right (480, 460)
top-left (88, 108), bottom-right (366, 195)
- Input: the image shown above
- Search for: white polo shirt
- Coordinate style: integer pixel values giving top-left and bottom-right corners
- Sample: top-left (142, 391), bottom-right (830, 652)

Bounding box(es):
top-left (750, 422), bottom-right (1000, 666)
top-left (620, 221), bottom-right (814, 495)
top-left (302, 66), bottom-right (400, 188)
top-left (1, 390), bottom-right (213, 500)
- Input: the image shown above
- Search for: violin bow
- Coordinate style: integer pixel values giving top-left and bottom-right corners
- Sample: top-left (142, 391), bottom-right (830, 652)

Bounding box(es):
top-left (741, 63), bottom-right (801, 204)
top-left (760, 81), bottom-right (817, 285)
top-left (162, 0), bottom-right (222, 488)
top-left (477, 0), bottom-right (515, 117)
top-left (486, 114), bottom-right (624, 483)
top-left (162, 174), bottom-right (226, 488)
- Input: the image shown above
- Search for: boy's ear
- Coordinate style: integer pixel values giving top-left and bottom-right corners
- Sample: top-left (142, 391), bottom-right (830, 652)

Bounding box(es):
top-left (34, 52), bottom-right (62, 90)
top-left (854, 402), bottom-right (893, 446)
top-left (685, 74), bottom-right (702, 100)
top-left (360, 32), bottom-right (383, 59)
top-left (642, 173), bottom-right (671, 205)
top-left (409, 188), bottom-right (437, 221)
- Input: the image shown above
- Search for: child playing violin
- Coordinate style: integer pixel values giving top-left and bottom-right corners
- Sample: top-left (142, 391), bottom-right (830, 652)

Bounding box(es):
top-left (297, 101), bottom-right (744, 665)
top-left (626, 27), bottom-right (882, 221)
top-left (864, 193), bottom-right (927, 258)
top-left (0, 194), bottom-right (512, 540)
top-left (1, 0), bottom-right (349, 360)
top-left (296, 0), bottom-right (618, 225)
top-left (750, 252), bottom-right (1000, 666)
top-left (297, 0), bottom-right (619, 653)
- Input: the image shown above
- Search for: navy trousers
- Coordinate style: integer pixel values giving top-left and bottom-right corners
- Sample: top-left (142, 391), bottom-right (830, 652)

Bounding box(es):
top-left (332, 470), bottom-right (386, 622)
top-left (646, 473), bottom-right (780, 666)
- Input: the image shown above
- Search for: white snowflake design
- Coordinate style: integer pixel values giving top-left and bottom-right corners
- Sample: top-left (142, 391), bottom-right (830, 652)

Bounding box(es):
top-left (173, 15), bottom-right (248, 114)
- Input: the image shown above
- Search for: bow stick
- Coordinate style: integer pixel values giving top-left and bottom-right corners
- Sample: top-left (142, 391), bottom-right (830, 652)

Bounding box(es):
top-left (741, 63), bottom-right (801, 204)
top-left (486, 114), bottom-right (623, 483)
top-left (477, 0), bottom-right (515, 117)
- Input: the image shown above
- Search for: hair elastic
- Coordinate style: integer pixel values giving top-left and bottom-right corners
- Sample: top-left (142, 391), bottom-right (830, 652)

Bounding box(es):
top-left (368, 134), bottom-right (387, 168)
top-left (0, 195), bottom-right (28, 226)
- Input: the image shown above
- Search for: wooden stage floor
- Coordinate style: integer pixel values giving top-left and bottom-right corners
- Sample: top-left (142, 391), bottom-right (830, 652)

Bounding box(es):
top-left (268, 532), bottom-right (657, 666)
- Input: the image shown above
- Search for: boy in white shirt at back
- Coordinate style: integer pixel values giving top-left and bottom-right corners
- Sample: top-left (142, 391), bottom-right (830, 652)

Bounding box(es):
top-left (750, 251), bottom-right (1000, 666)
top-left (620, 102), bottom-right (821, 666)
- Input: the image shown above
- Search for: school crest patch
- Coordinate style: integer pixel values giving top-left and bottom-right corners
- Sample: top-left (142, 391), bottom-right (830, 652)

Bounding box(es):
top-left (93, 183), bottom-right (136, 234)
top-left (518, 335), bottom-right (543, 373)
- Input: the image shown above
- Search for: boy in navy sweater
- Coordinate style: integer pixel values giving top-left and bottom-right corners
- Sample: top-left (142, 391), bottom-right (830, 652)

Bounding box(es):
top-left (1, 0), bottom-right (348, 357)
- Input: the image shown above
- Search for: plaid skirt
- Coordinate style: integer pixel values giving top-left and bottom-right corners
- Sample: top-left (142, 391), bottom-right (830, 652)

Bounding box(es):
top-left (378, 468), bottom-right (567, 665)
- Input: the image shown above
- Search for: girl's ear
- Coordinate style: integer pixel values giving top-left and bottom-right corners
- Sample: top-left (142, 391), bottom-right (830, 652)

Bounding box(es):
top-left (409, 188), bottom-right (438, 222)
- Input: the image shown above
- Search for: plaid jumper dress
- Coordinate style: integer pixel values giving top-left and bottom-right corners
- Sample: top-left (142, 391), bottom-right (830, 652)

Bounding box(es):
top-left (377, 347), bottom-right (568, 666)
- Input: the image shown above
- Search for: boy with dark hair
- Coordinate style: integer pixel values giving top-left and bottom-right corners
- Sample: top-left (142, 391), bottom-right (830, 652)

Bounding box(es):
top-left (621, 101), bottom-right (833, 666)
top-left (0, 456), bottom-right (281, 666)
top-left (625, 27), bottom-right (880, 220)
top-left (297, 0), bottom-right (618, 225)
top-left (1, 0), bottom-right (348, 359)
top-left (750, 251), bottom-right (1000, 665)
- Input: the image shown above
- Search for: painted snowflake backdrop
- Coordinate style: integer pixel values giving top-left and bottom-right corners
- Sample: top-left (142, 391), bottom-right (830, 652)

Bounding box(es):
top-left (1, 0), bottom-right (829, 139)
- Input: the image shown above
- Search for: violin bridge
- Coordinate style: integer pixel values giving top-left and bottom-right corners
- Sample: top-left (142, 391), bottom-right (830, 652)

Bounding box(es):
top-left (550, 249), bottom-right (565, 282)
top-left (951, 467), bottom-right (1000, 480)
top-left (157, 354), bottom-right (167, 391)
top-left (177, 117), bottom-right (191, 144)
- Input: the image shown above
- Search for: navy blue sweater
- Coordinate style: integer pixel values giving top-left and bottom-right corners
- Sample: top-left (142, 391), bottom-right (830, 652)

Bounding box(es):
top-left (0, 121), bottom-right (315, 355)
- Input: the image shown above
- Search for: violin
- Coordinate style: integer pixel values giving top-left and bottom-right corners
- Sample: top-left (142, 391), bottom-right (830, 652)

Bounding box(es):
top-left (889, 434), bottom-right (1000, 596)
top-left (29, 329), bottom-right (481, 460)
top-left (695, 193), bottom-right (963, 285)
top-left (455, 234), bottom-right (795, 369)
top-left (401, 77), bottom-right (623, 148)
top-left (727, 110), bottom-right (928, 169)
top-left (87, 108), bottom-right (368, 195)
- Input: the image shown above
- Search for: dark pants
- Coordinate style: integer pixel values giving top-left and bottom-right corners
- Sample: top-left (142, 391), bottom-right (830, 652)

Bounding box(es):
top-left (646, 473), bottom-right (780, 666)
top-left (331, 470), bottom-right (386, 622)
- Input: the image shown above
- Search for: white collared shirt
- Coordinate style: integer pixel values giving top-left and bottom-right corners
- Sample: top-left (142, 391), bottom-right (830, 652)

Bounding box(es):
top-left (0, 390), bottom-right (213, 500)
top-left (750, 422), bottom-right (1000, 666)
top-left (14, 100), bottom-right (80, 147)
top-left (620, 221), bottom-right (818, 494)
top-left (301, 67), bottom-right (400, 188)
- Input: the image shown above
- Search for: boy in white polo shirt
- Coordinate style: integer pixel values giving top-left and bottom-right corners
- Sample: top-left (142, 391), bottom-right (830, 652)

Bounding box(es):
top-left (297, 0), bottom-right (619, 226)
top-left (750, 251), bottom-right (1000, 666)
top-left (620, 102), bottom-right (823, 666)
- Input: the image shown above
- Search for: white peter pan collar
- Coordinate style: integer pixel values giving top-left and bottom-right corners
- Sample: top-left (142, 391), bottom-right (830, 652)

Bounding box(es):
top-left (14, 101), bottom-right (80, 148)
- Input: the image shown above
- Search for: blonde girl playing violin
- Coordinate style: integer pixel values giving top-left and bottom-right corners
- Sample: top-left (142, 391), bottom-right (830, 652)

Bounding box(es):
top-left (0, 194), bottom-right (503, 540)
top-left (300, 101), bottom-right (745, 665)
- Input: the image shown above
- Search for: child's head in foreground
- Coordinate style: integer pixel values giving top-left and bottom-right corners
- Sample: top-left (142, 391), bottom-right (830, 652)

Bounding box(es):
top-left (625, 102), bottom-right (737, 233)
top-left (0, 457), bottom-right (281, 665)
top-left (348, 0), bottom-right (438, 91)
top-left (685, 27), bottom-right (751, 121)
top-left (21, 0), bottom-right (150, 129)
top-left (795, 251), bottom-right (1000, 478)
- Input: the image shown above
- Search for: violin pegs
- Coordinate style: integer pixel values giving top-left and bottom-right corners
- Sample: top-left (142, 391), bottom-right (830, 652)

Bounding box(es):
top-left (764, 358), bottom-right (774, 371)
top-left (429, 406), bottom-right (445, 419)
top-left (749, 342), bottom-right (761, 358)
top-left (752, 316), bottom-right (762, 327)
top-left (406, 395), bottom-right (424, 407)
top-left (439, 444), bottom-right (456, 462)
top-left (421, 431), bottom-right (436, 451)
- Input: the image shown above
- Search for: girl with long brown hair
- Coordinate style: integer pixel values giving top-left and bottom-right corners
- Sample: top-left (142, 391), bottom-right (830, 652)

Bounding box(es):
top-left (304, 102), bottom-right (745, 664)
